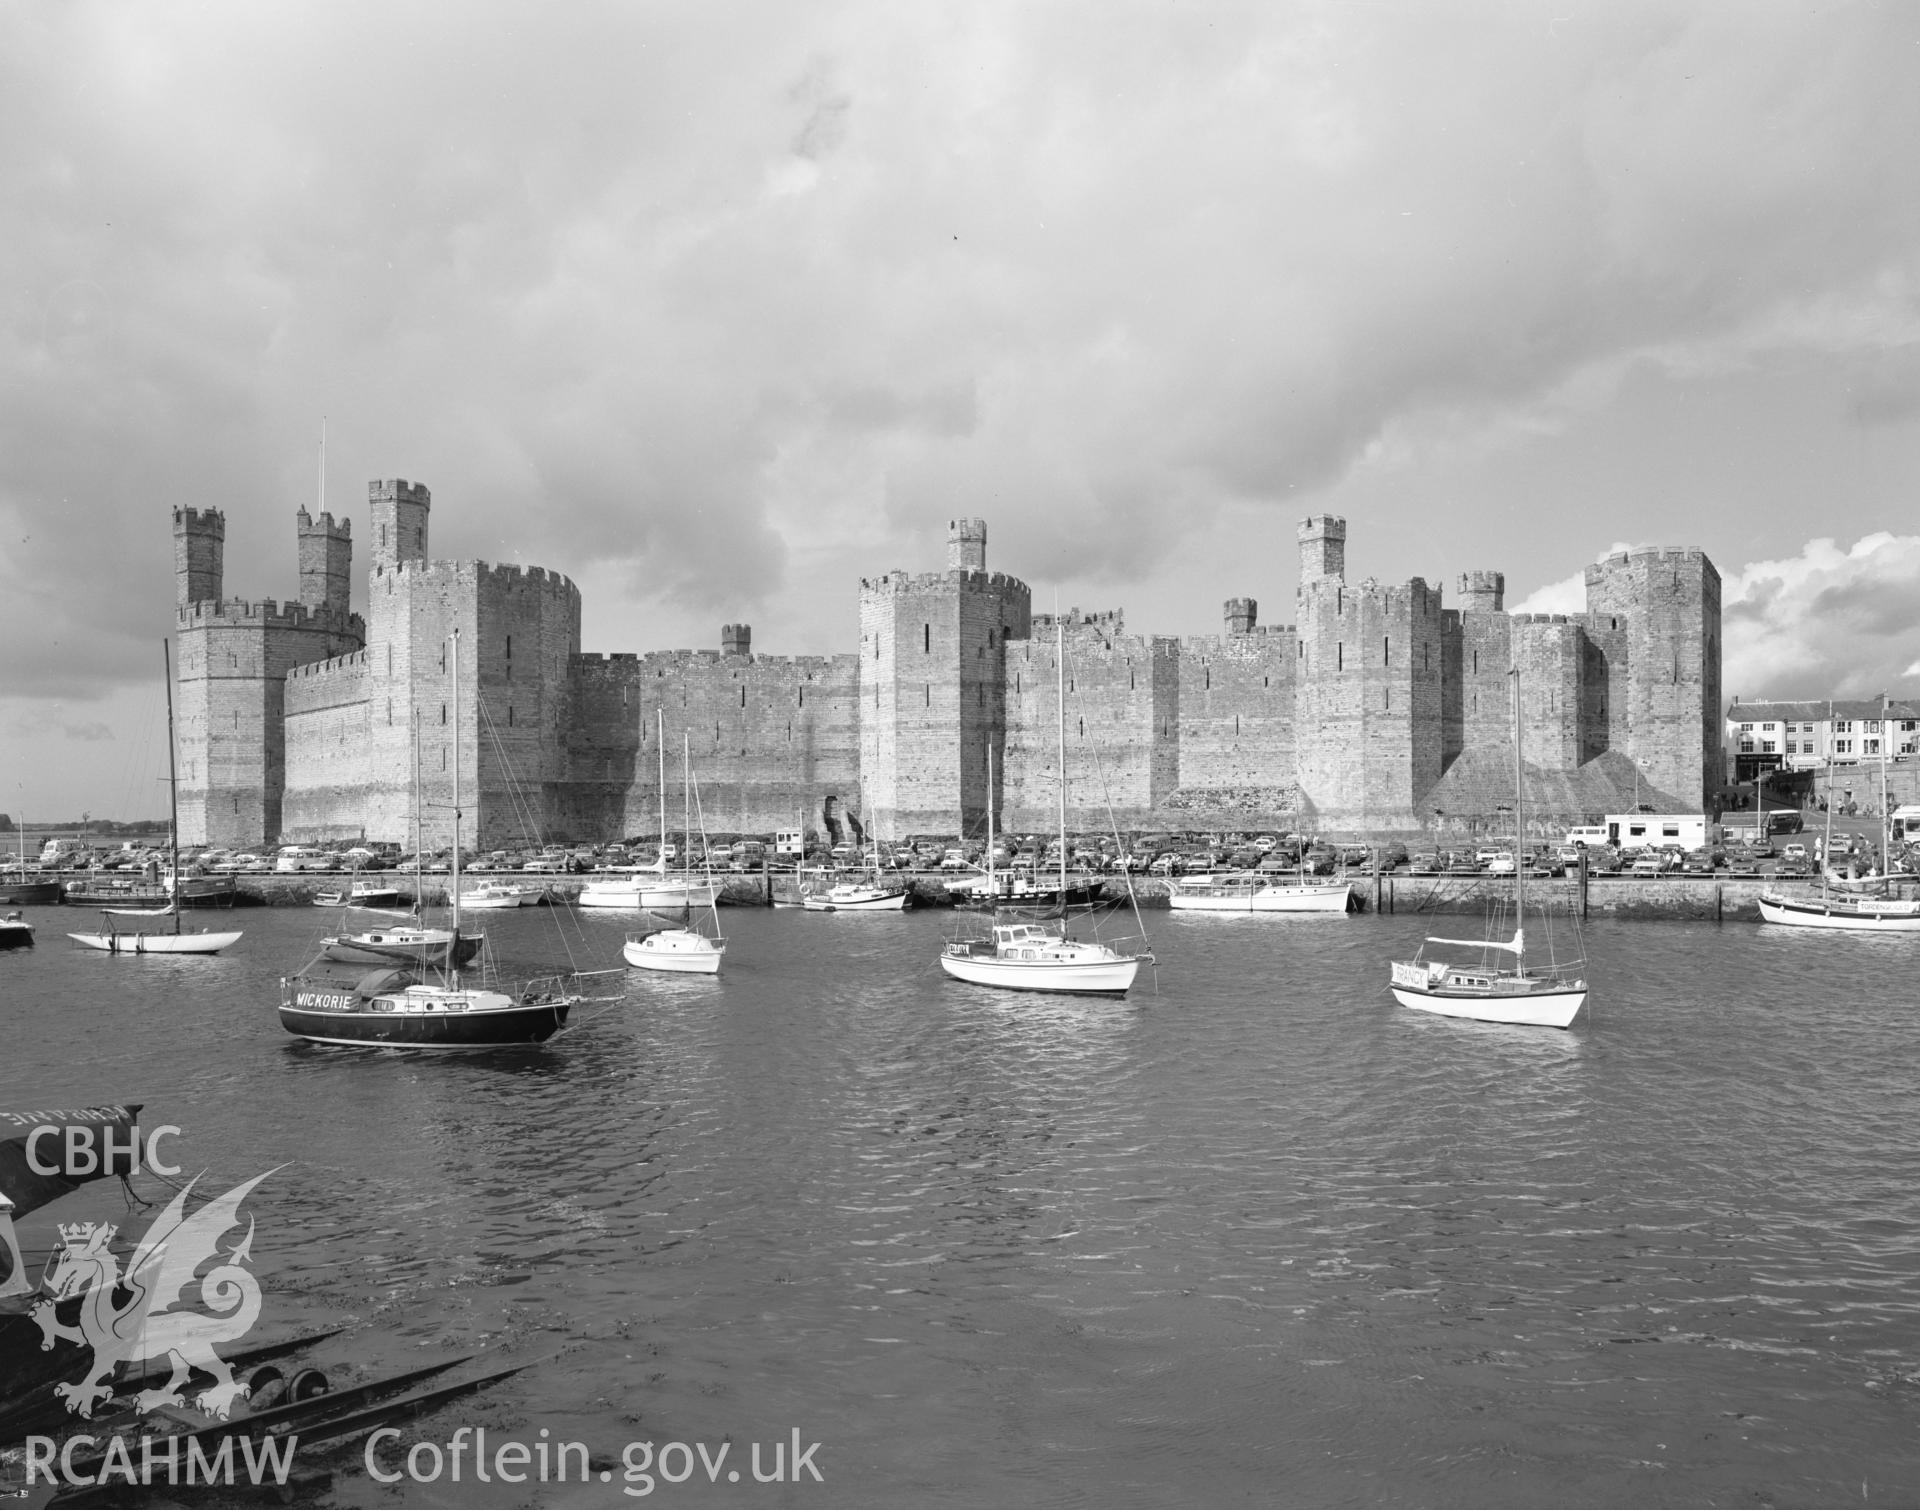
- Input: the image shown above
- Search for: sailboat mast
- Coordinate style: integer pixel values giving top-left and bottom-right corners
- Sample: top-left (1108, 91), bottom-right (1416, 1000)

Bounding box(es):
top-left (1510, 667), bottom-right (1524, 941)
top-left (449, 628), bottom-right (462, 969)
top-left (163, 639), bottom-right (181, 935)
top-left (986, 744), bottom-right (995, 898)
top-left (1057, 616), bottom-right (1067, 903)
top-left (1823, 699), bottom-right (1835, 884)
top-left (1881, 692), bottom-right (1891, 876)
top-left (658, 709), bottom-right (667, 868)
top-left (683, 730), bottom-right (694, 918)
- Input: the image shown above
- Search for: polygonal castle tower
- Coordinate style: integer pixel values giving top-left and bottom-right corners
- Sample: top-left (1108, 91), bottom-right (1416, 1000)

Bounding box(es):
top-left (173, 505), bottom-right (365, 846)
top-left (1292, 516), bottom-right (1446, 828)
top-left (858, 518), bottom-right (1032, 836)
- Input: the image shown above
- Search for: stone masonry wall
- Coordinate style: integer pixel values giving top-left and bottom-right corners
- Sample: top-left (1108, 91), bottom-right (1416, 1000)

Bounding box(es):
top-left (560, 649), bottom-right (862, 842)
top-left (1000, 616), bottom-right (1174, 833)
top-left (282, 652), bottom-right (371, 841)
top-left (1169, 627), bottom-right (1296, 822)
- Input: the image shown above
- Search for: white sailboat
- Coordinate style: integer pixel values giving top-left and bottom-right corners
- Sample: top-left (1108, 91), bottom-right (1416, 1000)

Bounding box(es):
top-left (1758, 695), bottom-right (1920, 931)
top-left (624, 719), bottom-right (726, 974)
top-left (580, 715), bottom-right (718, 911)
top-left (1388, 668), bottom-right (1588, 1028)
top-left (69, 643), bottom-right (244, 956)
top-left (802, 810), bottom-right (909, 912)
top-left (939, 616), bottom-right (1152, 997)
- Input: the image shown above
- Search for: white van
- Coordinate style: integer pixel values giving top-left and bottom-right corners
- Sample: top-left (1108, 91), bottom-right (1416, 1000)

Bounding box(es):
top-left (1564, 825), bottom-right (1609, 848)
top-left (274, 845), bottom-right (328, 872)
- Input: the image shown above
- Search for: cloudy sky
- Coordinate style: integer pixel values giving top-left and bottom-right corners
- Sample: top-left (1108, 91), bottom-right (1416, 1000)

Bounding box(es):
top-left (5, 2), bottom-right (1920, 820)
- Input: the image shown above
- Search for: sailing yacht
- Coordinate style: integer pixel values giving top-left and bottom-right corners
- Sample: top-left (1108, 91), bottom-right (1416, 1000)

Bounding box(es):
top-left (624, 720), bottom-right (727, 974)
top-left (68, 643), bottom-right (244, 956)
top-left (939, 617), bottom-right (1152, 997)
top-left (1387, 669), bottom-right (1588, 1028)
top-left (279, 630), bottom-right (584, 1046)
top-left (580, 718), bottom-right (718, 911)
top-left (802, 815), bottom-right (909, 912)
top-left (1758, 695), bottom-right (1920, 931)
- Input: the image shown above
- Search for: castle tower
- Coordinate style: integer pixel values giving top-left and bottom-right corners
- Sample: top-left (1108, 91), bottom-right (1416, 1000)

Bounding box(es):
top-left (369, 479), bottom-right (430, 570)
top-left (173, 507), bottom-right (225, 607)
top-left (722, 623), bottom-right (751, 657)
top-left (1584, 548), bottom-right (1722, 814)
top-left (1457, 570), bottom-right (1504, 613)
top-left (1294, 525), bottom-right (1443, 830)
top-left (1298, 516), bottom-right (1347, 585)
top-left (860, 521), bottom-right (1031, 837)
top-left (296, 507), bottom-right (353, 616)
top-left (947, 518), bottom-right (987, 573)
top-left (1224, 598), bottom-right (1258, 636)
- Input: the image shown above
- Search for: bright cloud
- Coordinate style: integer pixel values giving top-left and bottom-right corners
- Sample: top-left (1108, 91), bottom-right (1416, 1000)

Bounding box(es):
top-left (1723, 534), bottom-right (1920, 700)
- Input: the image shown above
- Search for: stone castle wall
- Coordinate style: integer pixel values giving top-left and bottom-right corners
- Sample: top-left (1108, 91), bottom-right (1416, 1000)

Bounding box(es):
top-left (559, 649), bottom-right (862, 842)
top-left (177, 489), bottom-right (1724, 848)
top-left (1000, 616), bottom-right (1177, 832)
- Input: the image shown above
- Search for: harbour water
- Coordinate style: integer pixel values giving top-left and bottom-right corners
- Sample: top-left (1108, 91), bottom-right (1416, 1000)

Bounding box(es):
top-left (6, 903), bottom-right (1920, 1506)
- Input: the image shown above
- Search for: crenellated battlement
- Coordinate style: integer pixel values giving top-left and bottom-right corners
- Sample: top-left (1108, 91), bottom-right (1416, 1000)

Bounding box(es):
top-left (1300, 575), bottom-right (1443, 617)
top-left (172, 506), bottom-right (226, 534)
top-left (176, 598), bottom-right (363, 635)
top-left (1586, 546), bottom-right (1719, 579)
top-left (295, 507), bottom-right (351, 539)
top-left (1028, 607), bottom-right (1125, 633)
top-left (369, 479), bottom-right (431, 505)
top-left (859, 568), bottom-right (1030, 597)
top-left (371, 557), bottom-right (581, 598)
top-left (288, 648), bottom-right (369, 680)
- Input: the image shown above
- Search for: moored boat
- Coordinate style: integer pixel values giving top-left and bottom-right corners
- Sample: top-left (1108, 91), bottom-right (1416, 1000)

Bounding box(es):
top-left (802, 877), bottom-right (909, 912)
top-left (623, 719), bottom-right (727, 975)
top-left (1168, 872), bottom-right (1353, 913)
top-left (1387, 668), bottom-right (1587, 1028)
top-left (940, 917), bottom-right (1140, 996)
top-left (319, 923), bottom-right (483, 969)
top-left (936, 620), bottom-right (1153, 997)
top-left (459, 878), bottom-right (542, 908)
top-left (578, 867), bottom-right (718, 910)
top-left (1758, 700), bottom-right (1919, 931)
top-left (0, 911), bottom-right (33, 950)
top-left (67, 914), bottom-right (245, 955)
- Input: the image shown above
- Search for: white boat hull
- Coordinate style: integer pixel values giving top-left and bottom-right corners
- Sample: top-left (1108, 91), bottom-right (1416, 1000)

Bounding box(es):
top-left (579, 879), bottom-right (718, 909)
top-left (939, 949), bottom-right (1139, 996)
top-left (1389, 981), bottom-right (1587, 1028)
top-left (623, 929), bottom-right (725, 973)
top-left (460, 886), bottom-right (539, 909)
top-left (1169, 882), bottom-right (1352, 913)
top-left (1757, 893), bottom-right (1920, 931)
top-left (803, 886), bottom-right (908, 912)
top-left (68, 929), bottom-right (244, 955)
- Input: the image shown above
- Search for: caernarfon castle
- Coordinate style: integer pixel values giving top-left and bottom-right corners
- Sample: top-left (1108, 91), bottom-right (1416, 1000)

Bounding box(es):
top-left (173, 484), bottom-right (1721, 850)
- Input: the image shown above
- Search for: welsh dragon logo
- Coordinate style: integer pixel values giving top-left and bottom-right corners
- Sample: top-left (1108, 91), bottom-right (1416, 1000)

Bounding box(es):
top-left (31, 1169), bottom-right (273, 1420)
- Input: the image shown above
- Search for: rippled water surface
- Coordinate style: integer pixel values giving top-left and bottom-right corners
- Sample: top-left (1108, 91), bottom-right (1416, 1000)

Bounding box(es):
top-left (7, 902), bottom-right (1920, 1506)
